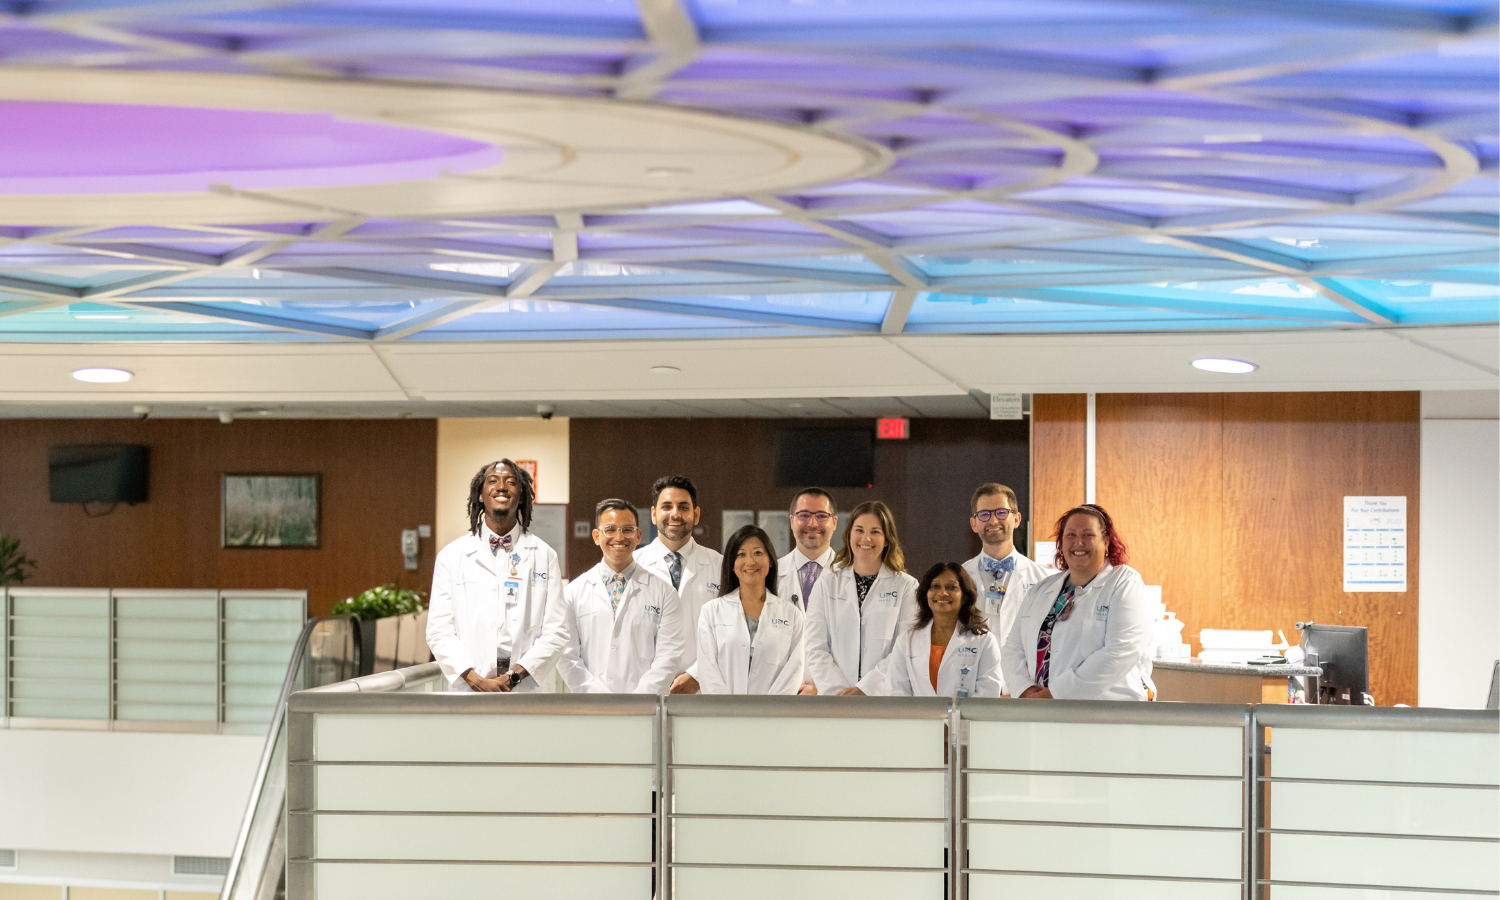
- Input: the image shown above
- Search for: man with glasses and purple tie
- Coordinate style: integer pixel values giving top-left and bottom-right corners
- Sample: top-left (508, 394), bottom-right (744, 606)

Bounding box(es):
top-left (777, 487), bottom-right (838, 695)
top-left (962, 483), bottom-right (1048, 693)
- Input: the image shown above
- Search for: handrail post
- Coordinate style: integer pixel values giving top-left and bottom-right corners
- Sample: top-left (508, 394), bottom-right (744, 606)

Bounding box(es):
top-left (949, 698), bottom-right (961, 900)
top-left (658, 696), bottom-right (673, 900)
top-left (1247, 704), bottom-right (1262, 900)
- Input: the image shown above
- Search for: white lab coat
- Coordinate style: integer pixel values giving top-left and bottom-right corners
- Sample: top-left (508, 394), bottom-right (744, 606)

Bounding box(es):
top-left (695, 590), bottom-right (805, 695)
top-left (777, 546), bottom-right (835, 612)
top-left (963, 548), bottom-right (1049, 692)
top-left (1001, 564), bottom-right (1156, 701)
top-left (541, 561), bottom-right (686, 695)
top-left (880, 622), bottom-right (1003, 699)
top-left (805, 565), bottom-right (919, 694)
top-left (426, 527), bottom-right (563, 692)
top-left (635, 536), bottom-right (722, 675)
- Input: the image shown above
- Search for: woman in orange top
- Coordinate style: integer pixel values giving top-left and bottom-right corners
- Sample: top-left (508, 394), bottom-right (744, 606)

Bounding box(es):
top-left (879, 562), bottom-right (1002, 698)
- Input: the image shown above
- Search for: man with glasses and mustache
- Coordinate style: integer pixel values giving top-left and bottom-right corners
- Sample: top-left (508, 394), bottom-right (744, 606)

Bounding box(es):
top-left (634, 475), bottom-right (722, 695)
top-left (962, 483), bottom-right (1049, 692)
top-left (777, 487), bottom-right (838, 695)
top-left (534, 499), bottom-right (685, 694)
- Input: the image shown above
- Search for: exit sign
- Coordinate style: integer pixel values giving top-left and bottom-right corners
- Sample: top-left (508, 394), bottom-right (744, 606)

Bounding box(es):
top-left (877, 417), bottom-right (909, 439)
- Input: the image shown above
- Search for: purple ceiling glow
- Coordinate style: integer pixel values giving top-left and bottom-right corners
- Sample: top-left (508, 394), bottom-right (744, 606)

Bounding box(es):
top-left (0, 101), bottom-right (500, 193)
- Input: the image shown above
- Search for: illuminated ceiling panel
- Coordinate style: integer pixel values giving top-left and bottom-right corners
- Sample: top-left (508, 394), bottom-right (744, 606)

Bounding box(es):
top-left (0, 0), bottom-right (1492, 342)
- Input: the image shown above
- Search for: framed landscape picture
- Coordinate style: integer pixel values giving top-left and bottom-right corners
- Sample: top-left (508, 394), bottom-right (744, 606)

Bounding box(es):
top-left (222, 474), bottom-right (320, 548)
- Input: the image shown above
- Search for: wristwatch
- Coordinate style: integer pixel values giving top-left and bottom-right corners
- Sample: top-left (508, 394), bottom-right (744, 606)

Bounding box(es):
top-left (507, 669), bottom-right (523, 688)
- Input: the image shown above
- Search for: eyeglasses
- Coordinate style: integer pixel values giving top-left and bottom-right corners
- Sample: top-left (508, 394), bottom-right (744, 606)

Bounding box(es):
top-left (792, 512), bottom-right (835, 524)
top-left (972, 509), bottom-right (1015, 522)
top-left (598, 525), bottom-right (640, 536)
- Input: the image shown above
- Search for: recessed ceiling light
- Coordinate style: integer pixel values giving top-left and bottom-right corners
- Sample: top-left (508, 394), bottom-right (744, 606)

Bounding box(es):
top-left (1192, 358), bottom-right (1257, 374)
top-left (649, 365), bottom-right (680, 376)
top-left (71, 367), bottom-right (133, 383)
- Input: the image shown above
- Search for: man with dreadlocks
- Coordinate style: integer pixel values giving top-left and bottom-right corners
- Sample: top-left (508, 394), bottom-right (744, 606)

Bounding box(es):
top-left (426, 459), bottom-right (564, 692)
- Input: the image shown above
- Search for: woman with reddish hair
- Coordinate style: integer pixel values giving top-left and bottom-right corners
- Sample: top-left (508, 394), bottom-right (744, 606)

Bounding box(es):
top-left (1000, 504), bottom-right (1156, 701)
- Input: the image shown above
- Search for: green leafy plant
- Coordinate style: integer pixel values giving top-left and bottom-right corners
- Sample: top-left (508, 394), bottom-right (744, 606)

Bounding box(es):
top-left (331, 583), bottom-right (426, 621)
top-left (0, 534), bottom-right (37, 587)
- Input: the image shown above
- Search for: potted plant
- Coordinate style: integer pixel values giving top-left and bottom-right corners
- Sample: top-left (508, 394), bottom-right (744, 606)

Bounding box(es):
top-left (0, 534), bottom-right (37, 587)
top-left (331, 584), bottom-right (428, 675)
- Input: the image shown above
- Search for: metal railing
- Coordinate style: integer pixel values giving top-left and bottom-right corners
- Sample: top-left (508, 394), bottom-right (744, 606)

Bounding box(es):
top-left (219, 615), bottom-right (358, 900)
top-left (283, 670), bottom-right (1499, 900)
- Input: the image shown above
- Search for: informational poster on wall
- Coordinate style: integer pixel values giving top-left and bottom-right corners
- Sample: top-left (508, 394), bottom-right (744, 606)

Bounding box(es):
top-left (1343, 496), bottom-right (1407, 592)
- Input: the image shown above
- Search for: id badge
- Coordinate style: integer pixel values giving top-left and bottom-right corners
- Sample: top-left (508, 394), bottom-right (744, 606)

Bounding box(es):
top-left (503, 579), bottom-right (521, 605)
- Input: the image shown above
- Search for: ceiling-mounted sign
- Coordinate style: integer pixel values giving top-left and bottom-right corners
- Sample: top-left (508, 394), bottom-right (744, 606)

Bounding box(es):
top-left (1343, 496), bottom-right (1406, 592)
top-left (990, 393), bottom-right (1023, 420)
top-left (877, 417), bottom-right (909, 439)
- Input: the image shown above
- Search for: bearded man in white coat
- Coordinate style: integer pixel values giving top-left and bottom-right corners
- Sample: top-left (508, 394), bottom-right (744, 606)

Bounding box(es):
top-left (426, 459), bottom-right (563, 693)
top-left (633, 475), bottom-right (722, 695)
top-left (534, 499), bottom-right (686, 694)
top-left (962, 483), bottom-right (1048, 688)
top-left (776, 487), bottom-right (838, 695)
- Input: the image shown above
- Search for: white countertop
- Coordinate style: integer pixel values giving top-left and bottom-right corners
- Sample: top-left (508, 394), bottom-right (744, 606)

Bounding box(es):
top-left (1153, 658), bottom-right (1323, 677)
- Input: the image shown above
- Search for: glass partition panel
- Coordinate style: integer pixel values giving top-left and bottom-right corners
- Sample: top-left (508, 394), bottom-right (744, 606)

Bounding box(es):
top-left (114, 590), bottom-right (219, 724)
top-left (1258, 706), bottom-right (1499, 898)
top-left (6, 588), bottom-right (110, 720)
top-left (666, 696), bottom-right (950, 900)
top-left (223, 591), bottom-right (306, 732)
top-left (288, 693), bottom-right (658, 900)
top-left (961, 700), bottom-right (1248, 900)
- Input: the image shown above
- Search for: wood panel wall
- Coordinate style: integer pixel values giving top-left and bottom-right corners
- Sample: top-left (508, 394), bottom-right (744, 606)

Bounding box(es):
top-left (1032, 392), bottom-right (1420, 706)
top-left (1029, 393), bottom-right (1087, 560)
top-left (566, 418), bottom-right (1030, 581)
top-left (0, 419), bottom-right (437, 618)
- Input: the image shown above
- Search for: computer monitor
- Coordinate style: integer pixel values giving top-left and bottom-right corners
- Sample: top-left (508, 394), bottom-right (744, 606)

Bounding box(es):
top-left (1301, 624), bottom-right (1369, 694)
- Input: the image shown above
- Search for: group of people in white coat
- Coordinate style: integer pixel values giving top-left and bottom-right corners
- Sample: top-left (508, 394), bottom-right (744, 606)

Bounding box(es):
top-left (427, 460), bottom-right (1155, 702)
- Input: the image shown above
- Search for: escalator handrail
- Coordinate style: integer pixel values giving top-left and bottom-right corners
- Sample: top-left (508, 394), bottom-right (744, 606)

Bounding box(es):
top-left (219, 614), bottom-right (357, 900)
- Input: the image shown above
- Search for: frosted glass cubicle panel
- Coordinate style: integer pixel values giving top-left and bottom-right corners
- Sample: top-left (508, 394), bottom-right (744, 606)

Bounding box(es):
top-left (6, 588), bottom-right (110, 721)
top-left (961, 700), bottom-right (1246, 900)
top-left (223, 591), bottom-right (304, 731)
top-left (668, 696), bottom-right (949, 900)
top-left (288, 694), bottom-right (658, 900)
top-left (1260, 706), bottom-right (1499, 897)
top-left (113, 590), bottom-right (219, 723)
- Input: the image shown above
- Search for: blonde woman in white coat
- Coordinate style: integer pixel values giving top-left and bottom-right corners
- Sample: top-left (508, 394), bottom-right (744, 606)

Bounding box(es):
top-left (1001, 504), bottom-right (1155, 702)
top-left (805, 501), bottom-right (919, 696)
top-left (882, 562), bottom-right (1002, 698)
top-left (696, 525), bottom-right (806, 695)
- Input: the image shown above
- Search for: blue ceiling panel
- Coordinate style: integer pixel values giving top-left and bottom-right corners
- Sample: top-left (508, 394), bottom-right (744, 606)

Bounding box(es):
top-left (0, 0), bottom-right (1492, 342)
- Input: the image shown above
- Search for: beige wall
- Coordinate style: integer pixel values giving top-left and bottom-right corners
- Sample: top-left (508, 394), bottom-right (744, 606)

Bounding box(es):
top-left (435, 418), bottom-right (570, 549)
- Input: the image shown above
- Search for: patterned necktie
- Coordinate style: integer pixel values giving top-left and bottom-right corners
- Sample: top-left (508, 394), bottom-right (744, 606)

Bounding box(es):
top-left (798, 560), bottom-right (820, 608)
top-left (489, 534), bottom-right (512, 556)
top-left (668, 551), bottom-right (682, 591)
top-left (607, 572), bottom-right (627, 615)
top-left (1036, 581), bottom-right (1077, 688)
top-left (982, 555), bottom-right (1015, 580)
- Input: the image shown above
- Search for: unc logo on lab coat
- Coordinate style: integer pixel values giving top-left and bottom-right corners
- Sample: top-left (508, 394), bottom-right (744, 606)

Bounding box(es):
top-left (1094, 602), bottom-right (1110, 619)
top-left (879, 590), bottom-right (898, 602)
top-left (643, 604), bottom-right (663, 617)
top-left (707, 582), bottom-right (719, 592)
top-left (956, 645), bottom-right (979, 657)
top-left (769, 617), bottom-right (791, 627)
top-left (533, 571), bottom-right (548, 581)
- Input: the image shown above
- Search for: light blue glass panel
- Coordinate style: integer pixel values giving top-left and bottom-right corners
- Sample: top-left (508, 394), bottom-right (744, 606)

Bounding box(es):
top-left (414, 298), bottom-right (826, 339)
top-left (224, 592), bottom-right (304, 726)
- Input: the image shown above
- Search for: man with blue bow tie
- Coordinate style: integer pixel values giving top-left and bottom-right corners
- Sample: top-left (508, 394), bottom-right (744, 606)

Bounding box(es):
top-left (961, 483), bottom-right (1049, 693)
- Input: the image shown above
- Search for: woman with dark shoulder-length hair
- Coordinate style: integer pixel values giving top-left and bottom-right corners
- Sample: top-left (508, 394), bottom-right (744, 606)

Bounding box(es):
top-left (805, 500), bottom-right (919, 696)
top-left (880, 562), bottom-right (1001, 698)
top-left (694, 525), bottom-right (806, 695)
top-left (1001, 504), bottom-right (1155, 701)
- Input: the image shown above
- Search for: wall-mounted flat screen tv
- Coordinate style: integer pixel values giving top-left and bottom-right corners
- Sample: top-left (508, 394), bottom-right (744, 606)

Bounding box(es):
top-left (49, 444), bottom-right (149, 504)
top-left (774, 428), bottom-right (874, 487)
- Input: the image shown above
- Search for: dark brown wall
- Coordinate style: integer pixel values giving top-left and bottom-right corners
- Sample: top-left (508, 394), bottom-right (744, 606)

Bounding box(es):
top-left (567, 418), bottom-right (1030, 581)
top-left (0, 419), bottom-right (437, 618)
top-left (1032, 392), bottom-right (1420, 706)
top-left (1030, 393), bottom-right (1087, 557)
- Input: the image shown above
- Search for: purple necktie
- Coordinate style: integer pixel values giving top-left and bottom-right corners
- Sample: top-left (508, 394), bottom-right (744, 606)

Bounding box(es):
top-left (798, 560), bottom-right (821, 609)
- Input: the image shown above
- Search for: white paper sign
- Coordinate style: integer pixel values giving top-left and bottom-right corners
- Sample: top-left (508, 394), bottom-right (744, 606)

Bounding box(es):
top-left (990, 393), bottom-right (1023, 420)
top-left (1343, 496), bottom-right (1406, 592)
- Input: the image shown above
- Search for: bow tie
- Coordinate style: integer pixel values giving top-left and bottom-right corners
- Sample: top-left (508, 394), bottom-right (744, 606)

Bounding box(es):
top-left (982, 556), bottom-right (1015, 578)
top-left (489, 534), bottom-right (512, 555)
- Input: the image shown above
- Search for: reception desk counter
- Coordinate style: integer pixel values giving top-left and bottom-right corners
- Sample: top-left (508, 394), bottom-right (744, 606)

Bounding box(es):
top-left (1153, 657), bottom-right (1323, 703)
